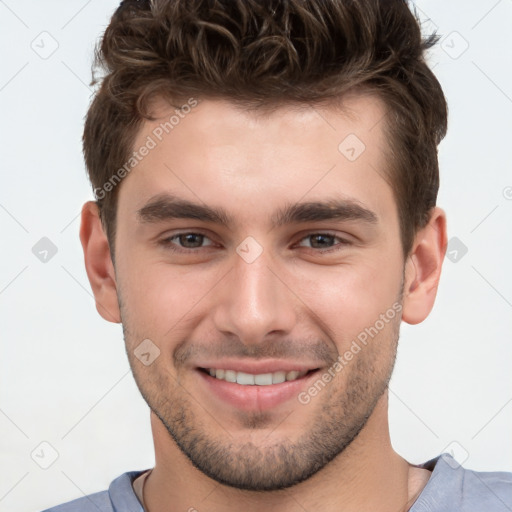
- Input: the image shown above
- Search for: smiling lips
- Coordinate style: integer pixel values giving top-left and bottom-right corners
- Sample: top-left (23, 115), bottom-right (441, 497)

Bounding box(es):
top-left (197, 363), bottom-right (321, 411)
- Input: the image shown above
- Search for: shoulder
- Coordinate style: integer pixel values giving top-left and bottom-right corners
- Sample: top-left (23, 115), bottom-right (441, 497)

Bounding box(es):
top-left (40, 470), bottom-right (147, 512)
top-left (458, 466), bottom-right (512, 509)
top-left (412, 453), bottom-right (512, 512)
top-left (40, 490), bottom-right (113, 512)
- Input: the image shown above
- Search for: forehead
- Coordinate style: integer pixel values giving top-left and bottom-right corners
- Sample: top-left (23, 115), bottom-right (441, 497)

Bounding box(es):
top-left (119, 94), bottom-right (396, 230)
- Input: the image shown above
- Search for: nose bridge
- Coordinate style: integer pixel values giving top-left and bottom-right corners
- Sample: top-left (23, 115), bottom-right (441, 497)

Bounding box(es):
top-left (212, 245), bottom-right (296, 344)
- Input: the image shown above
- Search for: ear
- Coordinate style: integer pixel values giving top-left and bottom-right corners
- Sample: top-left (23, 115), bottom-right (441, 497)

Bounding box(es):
top-left (402, 206), bottom-right (448, 325)
top-left (79, 201), bottom-right (121, 323)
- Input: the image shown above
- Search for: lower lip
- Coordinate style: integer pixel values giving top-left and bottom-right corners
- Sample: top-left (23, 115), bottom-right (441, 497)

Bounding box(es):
top-left (196, 369), bottom-right (320, 411)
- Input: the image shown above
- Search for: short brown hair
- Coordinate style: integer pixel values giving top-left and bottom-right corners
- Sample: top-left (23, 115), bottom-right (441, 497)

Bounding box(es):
top-left (83, 0), bottom-right (447, 260)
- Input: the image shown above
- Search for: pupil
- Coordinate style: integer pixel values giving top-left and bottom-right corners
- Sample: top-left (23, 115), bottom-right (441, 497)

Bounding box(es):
top-left (311, 234), bottom-right (333, 248)
top-left (180, 234), bottom-right (203, 248)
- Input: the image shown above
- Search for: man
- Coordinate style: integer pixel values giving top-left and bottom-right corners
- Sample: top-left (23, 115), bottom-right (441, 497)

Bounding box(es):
top-left (43, 0), bottom-right (512, 511)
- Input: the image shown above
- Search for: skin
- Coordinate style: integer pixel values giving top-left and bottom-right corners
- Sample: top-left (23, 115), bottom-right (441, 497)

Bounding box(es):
top-left (80, 94), bottom-right (447, 512)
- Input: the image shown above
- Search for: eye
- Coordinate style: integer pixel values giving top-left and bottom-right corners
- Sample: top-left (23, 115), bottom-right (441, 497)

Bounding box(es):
top-left (296, 233), bottom-right (351, 252)
top-left (159, 232), bottom-right (215, 252)
top-left (158, 231), bottom-right (351, 255)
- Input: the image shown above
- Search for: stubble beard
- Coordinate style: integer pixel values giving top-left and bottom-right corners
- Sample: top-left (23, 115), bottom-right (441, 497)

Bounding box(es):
top-left (120, 292), bottom-right (403, 491)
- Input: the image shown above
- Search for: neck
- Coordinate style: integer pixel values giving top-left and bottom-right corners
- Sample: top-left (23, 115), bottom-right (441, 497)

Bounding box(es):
top-left (144, 394), bottom-right (429, 512)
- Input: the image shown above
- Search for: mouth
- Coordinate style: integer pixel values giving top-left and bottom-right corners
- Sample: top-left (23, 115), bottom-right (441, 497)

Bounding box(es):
top-left (196, 366), bottom-right (322, 411)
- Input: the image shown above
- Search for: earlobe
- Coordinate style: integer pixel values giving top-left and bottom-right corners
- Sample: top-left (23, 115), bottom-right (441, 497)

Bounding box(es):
top-left (79, 201), bottom-right (121, 323)
top-left (401, 207), bottom-right (448, 325)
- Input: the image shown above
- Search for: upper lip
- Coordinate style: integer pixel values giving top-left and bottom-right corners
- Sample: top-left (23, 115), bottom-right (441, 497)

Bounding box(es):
top-left (195, 359), bottom-right (321, 374)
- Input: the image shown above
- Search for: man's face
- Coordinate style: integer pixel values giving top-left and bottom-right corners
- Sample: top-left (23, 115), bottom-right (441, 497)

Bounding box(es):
top-left (114, 95), bottom-right (406, 490)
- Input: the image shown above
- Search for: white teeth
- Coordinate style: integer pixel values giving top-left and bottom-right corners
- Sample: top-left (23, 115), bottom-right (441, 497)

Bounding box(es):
top-left (224, 370), bottom-right (237, 383)
top-left (272, 371), bottom-right (286, 384)
top-left (286, 370), bottom-right (299, 381)
top-left (254, 373), bottom-right (273, 386)
top-left (236, 371), bottom-right (255, 385)
top-left (207, 368), bottom-right (309, 385)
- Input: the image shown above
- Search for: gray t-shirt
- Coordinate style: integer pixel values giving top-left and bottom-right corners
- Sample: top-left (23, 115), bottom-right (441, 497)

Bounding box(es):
top-left (40, 453), bottom-right (512, 511)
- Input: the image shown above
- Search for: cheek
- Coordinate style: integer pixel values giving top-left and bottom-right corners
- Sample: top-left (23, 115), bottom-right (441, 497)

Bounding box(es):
top-left (289, 259), bottom-right (402, 344)
top-left (118, 256), bottom-right (221, 337)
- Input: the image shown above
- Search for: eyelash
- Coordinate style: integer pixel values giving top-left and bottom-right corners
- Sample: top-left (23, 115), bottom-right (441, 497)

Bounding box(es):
top-left (158, 231), bottom-right (352, 254)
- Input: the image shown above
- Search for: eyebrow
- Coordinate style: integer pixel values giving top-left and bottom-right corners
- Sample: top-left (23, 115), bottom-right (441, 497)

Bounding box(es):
top-left (136, 193), bottom-right (378, 228)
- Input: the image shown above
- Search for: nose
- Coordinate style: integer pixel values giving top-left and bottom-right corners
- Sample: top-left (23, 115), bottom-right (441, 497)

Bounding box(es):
top-left (212, 247), bottom-right (298, 346)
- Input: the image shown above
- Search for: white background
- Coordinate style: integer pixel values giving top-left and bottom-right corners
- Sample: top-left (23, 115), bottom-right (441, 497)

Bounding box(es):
top-left (1, 1), bottom-right (511, 511)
